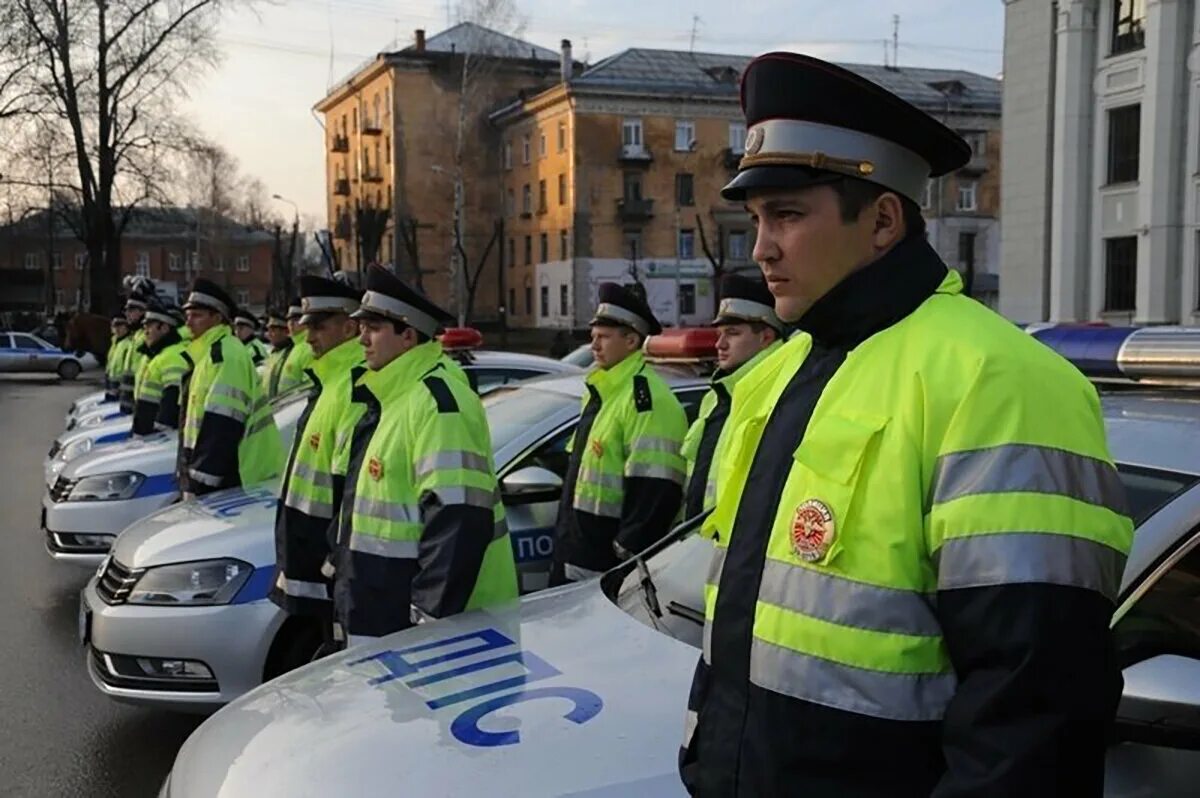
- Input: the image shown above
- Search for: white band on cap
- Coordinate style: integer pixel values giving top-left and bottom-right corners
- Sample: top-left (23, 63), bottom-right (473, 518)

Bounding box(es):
top-left (301, 296), bottom-right (359, 315)
top-left (592, 302), bottom-right (649, 336)
top-left (741, 119), bottom-right (931, 204)
top-left (145, 310), bottom-right (179, 326)
top-left (287, 305), bottom-right (303, 318)
top-left (356, 290), bottom-right (439, 337)
top-left (125, 299), bottom-right (148, 310)
top-left (186, 291), bottom-right (231, 319)
top-left (714, 297), bottom-right (782, 330)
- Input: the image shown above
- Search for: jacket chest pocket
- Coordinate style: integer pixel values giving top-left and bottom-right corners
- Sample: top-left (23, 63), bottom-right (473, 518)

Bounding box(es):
top-left (773, 412), bottom-right (888, 567)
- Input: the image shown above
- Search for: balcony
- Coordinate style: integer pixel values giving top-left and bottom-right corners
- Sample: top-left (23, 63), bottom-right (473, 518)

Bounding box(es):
top-left (331, 134), bottom-right (349, 153)
top-left (334, 216), bottom-right (352, 240)
top-left (361, 118), bottom-right (383, 136)
top-left (617, 197), bottom-right (654, 222)
top-left (617, 144), bottom-right (652, 165)
top-left (363, 170), bottom-right (384, 184)
top-left (333, 179), bottom-right (350, 196)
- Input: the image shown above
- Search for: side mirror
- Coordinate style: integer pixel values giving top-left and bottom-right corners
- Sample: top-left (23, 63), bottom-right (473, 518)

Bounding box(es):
top-left (1116, 654), bottom-right (1200, 750)
top-left (501, 466), bottom-right (563, 502)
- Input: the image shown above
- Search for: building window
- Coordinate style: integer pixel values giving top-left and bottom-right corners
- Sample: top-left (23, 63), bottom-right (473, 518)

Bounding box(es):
top-left (538, 179), bottom-right (547, 213)
top-left (962, 132), bottom-right (986, 159)
top-left (679, 228), bottom-right (696, 260)
top-left (622, 118), bottom-right (643, 151)
top-left (623, 230), bottom-right (642, 260)
top-left (189, 251), bottom-right (200, 271)
top-left (958, 231), bottom-right (977, 270)
top-left (538, 130), bottom-right (547, 158)
top-left (559, 284), bottom-right (569, 315)
top-left (540, 285), bottom-right (549, 317)
top-left (54, 289), bottom-right (64, 307)
top-left (522, 184), bottom-right (532, 215)
top-left (557, 120), bottom-right (566, 152)
top-left (675, 119), bottom-right (696, 151)
top-left (522, 134), bottom-right (531, 164)
top-left (507, 237), bottom-right (515, 268)
top-left (676, 173), bottom-right (695, 207)
top-left (75, 252), bottom-right (87, 270)
top-left (539, 232), bottom-right (549, 263)
top-left (1111, 0), bottom-right (1146, 55)
top-left (523, 235), bottom-right (532, 265)
top-left (559, 229), bottom-right (569, 260)
top-left (168, 253), bottom-right (181, 272)
top-left (385, 135), bottom-right (391, 165)
top-left (679, 283), bottom-right (696, 315)
top-left (956, 180), bottom-right (978, 212)
top-left (558, 173), bottom-right (567, 206)
top-left (506, 188), bottom-right (515, 217)
top-left (1107, 104), bottom-right (1141, 184)
top-left (23, 252), bottom-right (37, 270)
top-left (237, 255), bottom-right (250, 272)
top-left (524, 286), bottom-right (532, 315)
top-left (508, 288), bottom-right (515, 313)
top-left (236, 289), bottom-right (250, 306)
top-left (623, 171), bottom-right (643, 201)
top-left (1104, 236), bottom-right (1137, 312)
top-left (503, 141), bottom-right (512, 170)
top-left (135, 257), bottom-right (150, 278)
top-left (729, 122), bottom-right (747, 154)
top-left (728, 230), bottom-right (748, 260)
top-left (51, 252), bottom-right (62, 271)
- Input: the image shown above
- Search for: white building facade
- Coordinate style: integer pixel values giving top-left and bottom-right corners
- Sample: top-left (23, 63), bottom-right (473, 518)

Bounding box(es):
top-left (1002, 0), bottom-right (1200, 324)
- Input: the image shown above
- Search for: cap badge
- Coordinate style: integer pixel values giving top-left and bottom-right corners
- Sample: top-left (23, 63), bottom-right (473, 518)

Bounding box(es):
top-left (308, 432), bottom-right (321, 451)
top-left (590, 439), bottom-right (604, 458)
top-left (368, 456), bottom-right (384, 481)
top-left (790, 498), bottom-right (835, 562)
top-left (744, 126), bottom-right (765, 156)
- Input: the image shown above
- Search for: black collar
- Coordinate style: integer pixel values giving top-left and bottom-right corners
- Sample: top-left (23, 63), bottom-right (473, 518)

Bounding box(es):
top-left (142, 328), bottom-right (182, 357)
top-left (795, 233), bottom-right (948, 348)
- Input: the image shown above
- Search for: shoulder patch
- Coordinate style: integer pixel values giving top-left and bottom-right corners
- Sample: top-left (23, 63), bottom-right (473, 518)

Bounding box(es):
top-left (423, 376), bottom-right (459, 414)
top-left (181, 351), bottom-right (193, 368)
top-left (633, 374), bottom-right (653, 412)
top-left (210, 340), bottom-right (224, 364)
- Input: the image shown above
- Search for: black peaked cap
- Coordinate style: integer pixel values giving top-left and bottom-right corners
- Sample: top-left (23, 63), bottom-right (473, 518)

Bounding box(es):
top-left (182, 278), bottom-right (235, 319)
top-left (591, 282), bottom-right (662, 336)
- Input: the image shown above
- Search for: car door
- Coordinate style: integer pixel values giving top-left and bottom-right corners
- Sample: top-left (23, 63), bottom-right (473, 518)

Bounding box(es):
top-left (0, 334), bottom-right (17, 372)
top-left (10, 333), bottom-right (50, 372)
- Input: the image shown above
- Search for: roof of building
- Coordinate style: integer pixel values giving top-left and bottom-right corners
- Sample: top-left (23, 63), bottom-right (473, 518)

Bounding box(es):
top-left (402, 21), bottom-right (560, 61)
top-left (566, 48), bottom-right (1000, 113)
top-left (0, 206), bottom-right (274, 243)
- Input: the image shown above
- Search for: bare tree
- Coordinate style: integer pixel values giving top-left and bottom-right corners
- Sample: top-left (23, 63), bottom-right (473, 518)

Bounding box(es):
top-left (696, 216), bottom-right (728, 302)
top-left (8, 0), bottom-right (237, 315)
top-left (459, 220), bottom-right (500, 322)
top-left (0, 1), bottom-right (38, 124)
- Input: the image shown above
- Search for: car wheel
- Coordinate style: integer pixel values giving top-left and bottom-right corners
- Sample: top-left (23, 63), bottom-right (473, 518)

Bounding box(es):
top-left (57, 360), bottom-right (82, 381)
top-left (263, 616), bottom-right (324, 681)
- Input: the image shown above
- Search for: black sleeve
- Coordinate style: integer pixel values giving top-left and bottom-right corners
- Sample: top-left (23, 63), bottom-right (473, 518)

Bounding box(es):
top-left (410, 493), bottom-right (494, 618)
top-left (155, 385), bottom-right (180, 430)
top-left (118, 378), bottom-right (135, 415)
top-left (131, 399), bottom-right (159, 436)
top-left (932, 583), bottom-right (1123, 798)
top-left (616, 476), bottom-right (683, 554)
top-left (188, 411), bottom-right (245, 495)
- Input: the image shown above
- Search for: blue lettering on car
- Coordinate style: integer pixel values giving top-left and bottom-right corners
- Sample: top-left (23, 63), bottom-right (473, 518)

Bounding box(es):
top-left (198, 486), bottom-right (278, 518)
top-left (351, 628), bottom-right (603, 747)
top-left (509, 526), bottom-right (555, 565)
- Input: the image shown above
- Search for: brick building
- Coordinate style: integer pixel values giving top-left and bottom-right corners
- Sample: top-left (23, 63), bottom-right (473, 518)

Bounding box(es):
top-left (0, 207), bottom-right (275, 314)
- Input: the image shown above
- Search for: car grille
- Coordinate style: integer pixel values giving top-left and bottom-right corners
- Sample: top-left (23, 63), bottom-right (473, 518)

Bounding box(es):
top-left (49, 475), bottom-right (77, 502)
top-left (96, 558), bottom-right (143, 605)
top-left (48, 440), bottom-right (62, 459)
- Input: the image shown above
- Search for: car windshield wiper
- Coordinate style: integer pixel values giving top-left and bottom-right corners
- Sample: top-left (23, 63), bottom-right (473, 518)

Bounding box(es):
top-left (631, 511), bottom-right (711, 623)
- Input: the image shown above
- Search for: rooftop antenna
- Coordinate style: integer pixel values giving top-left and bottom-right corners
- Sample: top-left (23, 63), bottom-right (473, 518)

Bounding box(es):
top-left (689, 14), bottom-right (700, 53)
top-left (892, 14), bottom-right (900, 69)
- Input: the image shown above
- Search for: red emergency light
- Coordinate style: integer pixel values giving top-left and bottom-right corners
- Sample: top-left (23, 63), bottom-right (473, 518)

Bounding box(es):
top-left (440, 327), bottom-right (484, 351)
top-left (644, 327), bottom-right (719, 361)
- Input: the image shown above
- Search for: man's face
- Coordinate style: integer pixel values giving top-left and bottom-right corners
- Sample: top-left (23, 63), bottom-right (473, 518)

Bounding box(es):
top-left (716, 322), bottom-right (776, 371)
top-left (234, 323), bottom-right (255, 342)
top-left (125, 306), bottom-right (145, 325)
top-left (746, 185), bottom-right (879, 322)
top-left (265, 324), bottom-right (288, 346)
top-left (358, 317), bottom-right (418, 370)
top-left (112, 323), bottom-right (129, 339)
top-left (287, 317), bottom-right (303, 335)
top-left (185, 308), bottom-right (221, 338)
top-left (590, 324), bottom-right (640, 369)
top-left (144, 319), bottom-right (170, 347)
top-left (308, 313), bottom-right (357, 358)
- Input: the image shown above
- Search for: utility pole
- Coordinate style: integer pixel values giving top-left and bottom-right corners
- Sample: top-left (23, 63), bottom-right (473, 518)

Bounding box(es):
top-left (689, 15), bottom-right (701, 54)
top-left (892, 14), bottom-right (900, 69)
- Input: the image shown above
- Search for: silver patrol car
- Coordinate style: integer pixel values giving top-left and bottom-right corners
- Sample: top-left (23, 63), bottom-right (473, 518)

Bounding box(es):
top-left (0, 330), bottom-right (97, 379)
top-left (79, 368), bottom-right (710, 712)
top-left (158, 386), bottom-right (1200, 793)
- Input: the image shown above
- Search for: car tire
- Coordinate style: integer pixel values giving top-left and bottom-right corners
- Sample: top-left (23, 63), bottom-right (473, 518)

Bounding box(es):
top-left (57, 360), bottom-right (82, 381)
top-left (263, 616), bottom-right (324, 681)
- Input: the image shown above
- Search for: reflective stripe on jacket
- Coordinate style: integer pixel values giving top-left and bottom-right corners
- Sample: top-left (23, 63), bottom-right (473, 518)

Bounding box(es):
top-left (131, 329), bottom-right (189, 436)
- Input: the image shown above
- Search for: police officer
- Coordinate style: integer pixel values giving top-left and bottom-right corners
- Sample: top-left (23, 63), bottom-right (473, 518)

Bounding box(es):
top-left (104, 315), bottom-right (131, 401)
top-left (270, 275), bottom-right (365, 656)
top-left (551, 283), bottom-right (688, 584)
top-left (278, 298), bottom-right (314, 394)
top-left (680, 275), bottom-right (782, 520)
top-left (680, 54), bottom-right (1133, 797)
top-left (261, 309), bottom-right (293, 398)
top-left (234, 310), bottom-right (269, 366)
top-left (179, 278), bottom-right (284, 498)
top-left (131, 300), bottom-right (189, 436)
top-left (331, 265), bottom-right (516, 646)
top-left (117, 286), bottom-right (152, 414)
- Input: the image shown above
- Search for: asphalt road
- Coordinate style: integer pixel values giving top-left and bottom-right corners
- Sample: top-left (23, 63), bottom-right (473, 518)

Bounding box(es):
top-left (0, 374), bottom-right (202, 797)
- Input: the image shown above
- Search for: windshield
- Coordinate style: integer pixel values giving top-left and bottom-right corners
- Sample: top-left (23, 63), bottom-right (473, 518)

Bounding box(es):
top-left (611, 461), bottom-right (1200, 651)
top-left (562, 345), bottom-right (594, 368)
top-left (484, 385), bottom-right (579, 452)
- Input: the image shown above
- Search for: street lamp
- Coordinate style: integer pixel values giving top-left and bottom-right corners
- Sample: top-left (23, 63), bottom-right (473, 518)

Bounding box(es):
top-left (271, 194), bottom-right (301, 305)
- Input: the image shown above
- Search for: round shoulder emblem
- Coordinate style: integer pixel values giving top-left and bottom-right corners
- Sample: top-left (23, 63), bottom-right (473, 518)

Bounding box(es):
top-left (368, 456), bottom-right (384, 481)
top-left (744, 126), bottom-right (765, 156)
top-left (308, 432), bottom-right (321, 451)
top-left (791, 499), bottom-right (835, 562)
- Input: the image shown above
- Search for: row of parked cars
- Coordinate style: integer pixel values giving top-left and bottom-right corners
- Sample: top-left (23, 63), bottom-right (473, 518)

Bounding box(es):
top-left (39, 326), bottom-right (1200, 797)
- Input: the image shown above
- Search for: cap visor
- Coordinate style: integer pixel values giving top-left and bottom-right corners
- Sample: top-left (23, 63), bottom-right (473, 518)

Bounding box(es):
top-left (720, 165), bottom-right (843, 202)
top-left (350, 307), bottom-right (388, 321)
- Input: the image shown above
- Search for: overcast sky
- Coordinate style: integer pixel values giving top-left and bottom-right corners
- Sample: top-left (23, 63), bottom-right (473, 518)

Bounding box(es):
top-left (186, 0), bottom-right (1004, 222)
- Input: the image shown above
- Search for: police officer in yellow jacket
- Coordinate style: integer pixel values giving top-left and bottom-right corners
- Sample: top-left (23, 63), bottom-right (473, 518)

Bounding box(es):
top-left (270, 275), bottom-right (365, 653)
top-left (104, 315), bottom-right (131, 401)
top-left (331, 266), bottom-right (516, 645)
top-left (680, 54), bottom-right (1133, 798)
top-left (681, 275), bottom-right (782, 520)
top-left (261, 309), bottom-right (293, 398)
top-left (180, 279), bottom-right (284, 498)
top-left (279, 299), bottom-right (314, 395)
top-left (551, 283), bottom-right (688, 584)
top-left (131, 300), bottom-right (189, 436)
top-left (234, 310), bottom-right (270, 367)
top-left (117, 290), bottom-right (151, 414)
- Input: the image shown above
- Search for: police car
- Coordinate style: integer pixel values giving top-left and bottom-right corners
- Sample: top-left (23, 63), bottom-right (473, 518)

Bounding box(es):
top-left (0, 330), bottom-right (97, 379)
top-left (79, 339), bottom-right (713, 712)
top-left (157, 326), bottom-right (1200, 797)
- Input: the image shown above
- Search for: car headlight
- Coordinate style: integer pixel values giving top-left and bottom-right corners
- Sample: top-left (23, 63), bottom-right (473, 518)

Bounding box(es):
top-left (67, 472), bottom-right (144, 501)
top-left (127, 559), bottom-right (253, 606)
top-left (61, 437), bottom-right (94, 460)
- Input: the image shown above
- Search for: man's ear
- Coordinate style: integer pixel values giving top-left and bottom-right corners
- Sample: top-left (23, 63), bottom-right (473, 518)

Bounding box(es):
top-left (870, 192), bottom-right (906, 250)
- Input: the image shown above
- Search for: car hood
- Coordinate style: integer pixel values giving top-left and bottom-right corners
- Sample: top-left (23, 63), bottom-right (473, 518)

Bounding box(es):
top-left (111, 483), bottom-right (280, 569)
top-left (169, 582), bottom-right (696, 798)
top-left (62, 431), bottom-right (176, 479)
top-left (54, 416), bottom-right (132, 451)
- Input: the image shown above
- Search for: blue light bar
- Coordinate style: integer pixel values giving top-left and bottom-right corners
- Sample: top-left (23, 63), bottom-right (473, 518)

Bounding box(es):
top-left (1027, 325), bottom-right (1200, 383)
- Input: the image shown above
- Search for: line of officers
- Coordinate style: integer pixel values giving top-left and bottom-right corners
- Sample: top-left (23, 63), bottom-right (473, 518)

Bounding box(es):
top-left (95, 267), bottom-right (764, 651)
